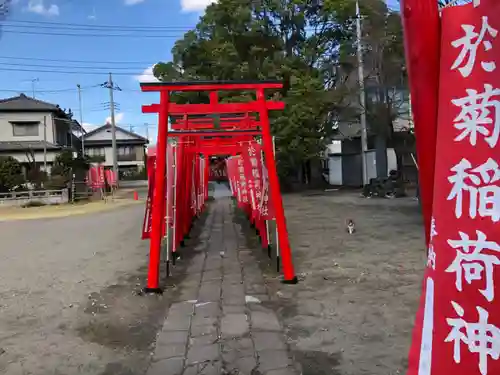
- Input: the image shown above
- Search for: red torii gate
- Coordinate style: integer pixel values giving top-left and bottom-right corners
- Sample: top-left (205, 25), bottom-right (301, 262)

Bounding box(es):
top-left (141, 80), bottom-right (298, 293)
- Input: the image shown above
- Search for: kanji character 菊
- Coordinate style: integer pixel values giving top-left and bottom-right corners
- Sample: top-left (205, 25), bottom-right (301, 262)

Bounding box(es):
top-left (446, 230), bottom-right (500, 302)
top-left (451, 16), bottom-right (498, 78)
top-left (446, 301), bottom-right (500, 375)
top-left (452, 84), bottom-right (500, 148)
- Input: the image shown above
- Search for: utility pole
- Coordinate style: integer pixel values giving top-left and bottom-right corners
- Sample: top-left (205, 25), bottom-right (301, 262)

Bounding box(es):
top-left (129, 125), bottom-right (134, 133)
top-left (356, 0), bottom-right (369, 186)
top-left (102, 73), bottom-right (121, 180)
top-left (77, 84), bottom-right (85, 156)
top-left (145, 123), bottom-right (149, 141)
top-left (43, 116), bottom-right (47, 173)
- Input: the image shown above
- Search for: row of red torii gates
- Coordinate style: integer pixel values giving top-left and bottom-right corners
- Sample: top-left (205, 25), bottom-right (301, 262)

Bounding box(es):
top-left (137, 1), bottom-right (500, 374)
top-left (140, 80), bottom-right (298, 294)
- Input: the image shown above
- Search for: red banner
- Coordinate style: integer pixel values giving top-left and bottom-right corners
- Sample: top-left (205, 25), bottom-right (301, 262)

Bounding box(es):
top-left (259, 163), bottom-right (275, 220)
top-left (86, 164), bottom-right (105, 190)
top-left (407, 2), bottom-right (500, 375)
top-left (242, 142), bottom-right (263, 219)
top-left (142, 144), bottom-right (175, 240)
top-left (105, 169), bottom-right (117, 187)
top-left (236, 155), bottom-right (249, 207)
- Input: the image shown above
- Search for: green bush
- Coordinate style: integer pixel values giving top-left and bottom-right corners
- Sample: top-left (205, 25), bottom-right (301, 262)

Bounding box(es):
top-left (0, 156), bottom-right (24, 192)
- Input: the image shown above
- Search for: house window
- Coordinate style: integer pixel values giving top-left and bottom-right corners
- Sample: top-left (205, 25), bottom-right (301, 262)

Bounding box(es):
top-left (118, 146), bottom-right (133, 155)
top-left (11, 122), bottom-right (40, 136)
top-left (87, 148), bottom-right (104, 157)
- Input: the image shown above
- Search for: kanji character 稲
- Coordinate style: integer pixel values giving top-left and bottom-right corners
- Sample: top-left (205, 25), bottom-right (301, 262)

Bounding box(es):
top-left (451, 16), bottom-right (498, 78)
top-left (447, 158), bottom-right (500, 222)
top-left (448, 158), bottom-right (482, 219)
top-left (446, 230), bottom-right (500, 302)
top-left (452, 84), bottom-right (500, 148)
top-left (250, 158), bottom-right (258, 168)
top-left (445, 301), bottom-right (500, 375)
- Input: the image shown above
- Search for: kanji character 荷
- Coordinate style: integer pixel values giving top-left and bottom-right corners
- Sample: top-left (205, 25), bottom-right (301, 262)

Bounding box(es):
top-left (446, 230), bottom-right (500, 302)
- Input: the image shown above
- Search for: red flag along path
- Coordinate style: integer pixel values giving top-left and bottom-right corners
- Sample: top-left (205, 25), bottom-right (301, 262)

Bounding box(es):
top-left (406, 1), bottom-right (500, 374)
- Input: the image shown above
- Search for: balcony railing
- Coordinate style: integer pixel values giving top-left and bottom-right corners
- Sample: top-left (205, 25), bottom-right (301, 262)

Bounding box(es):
top-left (117, 154), bottom-right (138, 162)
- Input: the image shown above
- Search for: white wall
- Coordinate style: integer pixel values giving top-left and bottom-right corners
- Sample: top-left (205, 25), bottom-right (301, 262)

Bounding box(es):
top-left (0, 112), bottom-right (55, 143)
top-left (325, 148), bottom-right (398, 185)
top-left (326, 141), bottom-right (342, 154)
top-left (328, 156), bottom-right (342, 185)
top-left (85, 127), bottom-right (138, 141)
top-left (366, 148), bottom-right (398, 178)
top-left (1, 149), bottom-right (58, 164)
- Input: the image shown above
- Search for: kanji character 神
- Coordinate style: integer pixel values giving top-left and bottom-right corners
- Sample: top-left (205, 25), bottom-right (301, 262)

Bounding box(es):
top-left (447, 158), bottom-right (500, 222)
top-left (446, 301), bottom-right (500, 375)
top-left (446, 230), bottom-right (500, 302)
top-left (451, 16), bottom-right (498, 78)
top-left (452, 84), bottom-right (500, 148)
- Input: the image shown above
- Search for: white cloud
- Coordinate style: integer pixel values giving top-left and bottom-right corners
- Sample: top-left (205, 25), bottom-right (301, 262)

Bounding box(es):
top-left (135, 65), bottom-right (159, 83)
top-left (124, 0), bottom-right (145, 5)
top-left (180, 0), bottom-right (216, 12)
top-left (82, 123), bottom-right (98, 132)
top-left (105, 112), bottom-right (125, 125)
top-left (25, 0), bottom-right (59, 16)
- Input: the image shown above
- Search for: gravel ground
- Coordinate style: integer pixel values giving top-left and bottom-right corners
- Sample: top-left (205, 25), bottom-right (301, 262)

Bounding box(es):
top-left (243, 191), bottom-right (426, 375)
top-left (0, 203), bottom-right (172, 375)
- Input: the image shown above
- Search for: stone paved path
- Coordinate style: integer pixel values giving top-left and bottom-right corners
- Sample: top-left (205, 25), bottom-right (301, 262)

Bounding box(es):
top-left (146, 198), bottom-right (298, 375)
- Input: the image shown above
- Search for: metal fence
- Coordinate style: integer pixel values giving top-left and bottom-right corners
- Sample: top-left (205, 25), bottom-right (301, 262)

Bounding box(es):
top-left (0, 189), bottom-right (69, 206)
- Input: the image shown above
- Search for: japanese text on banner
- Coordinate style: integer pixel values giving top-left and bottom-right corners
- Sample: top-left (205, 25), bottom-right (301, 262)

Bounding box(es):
top-left (407, 2), bottom-right (500, 375)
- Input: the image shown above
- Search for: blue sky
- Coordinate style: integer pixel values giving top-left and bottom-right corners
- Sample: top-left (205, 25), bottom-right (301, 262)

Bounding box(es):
top-left (0, 0), bottom-right (215, 139)
top-left (0, 0), bottom-right (399, 141)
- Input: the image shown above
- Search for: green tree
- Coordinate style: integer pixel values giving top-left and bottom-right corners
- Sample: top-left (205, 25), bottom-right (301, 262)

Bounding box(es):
top-left (52, 150), bottom-right (89, 178)
top-left (0, 156), bottom-right (24, 192)
top-left (153, 0), bottom-right (352, 186)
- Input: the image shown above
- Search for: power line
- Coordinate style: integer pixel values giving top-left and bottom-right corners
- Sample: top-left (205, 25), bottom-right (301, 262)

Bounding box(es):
top-left (0, 55), bottom-right (157, 64)
top-left (2, 22), bottom-right (191, 32)
top-left (0, 85), bottom-right (96, 93)
top-left (0, 61), bottom-right (153, 70)
top-left (1, 30), bottom-right (181, 38)
top-left (0, 67), bottom-right (144, 75)
top-left (4, 19), bottom-right (194, 30)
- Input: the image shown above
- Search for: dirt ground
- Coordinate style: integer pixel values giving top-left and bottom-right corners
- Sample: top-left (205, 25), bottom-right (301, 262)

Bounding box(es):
top-left (245, 191), bottom-right (426, 375)
top-left (0, 185), bottom-right (426, 375)
top-left (0, 202), bottom-right (196, 375)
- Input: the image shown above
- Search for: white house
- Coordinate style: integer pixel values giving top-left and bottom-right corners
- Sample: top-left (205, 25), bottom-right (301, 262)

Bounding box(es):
top-left (82, 124), bottom-right (148, 174)
top-left (0, 93), bottom-right (81, 174)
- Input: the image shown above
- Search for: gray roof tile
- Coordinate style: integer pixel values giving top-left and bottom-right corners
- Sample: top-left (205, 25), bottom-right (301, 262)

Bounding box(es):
top-left (0, 93), bottom-right (62, 112)
top-left (0, 141), bottom-right (61, 151)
